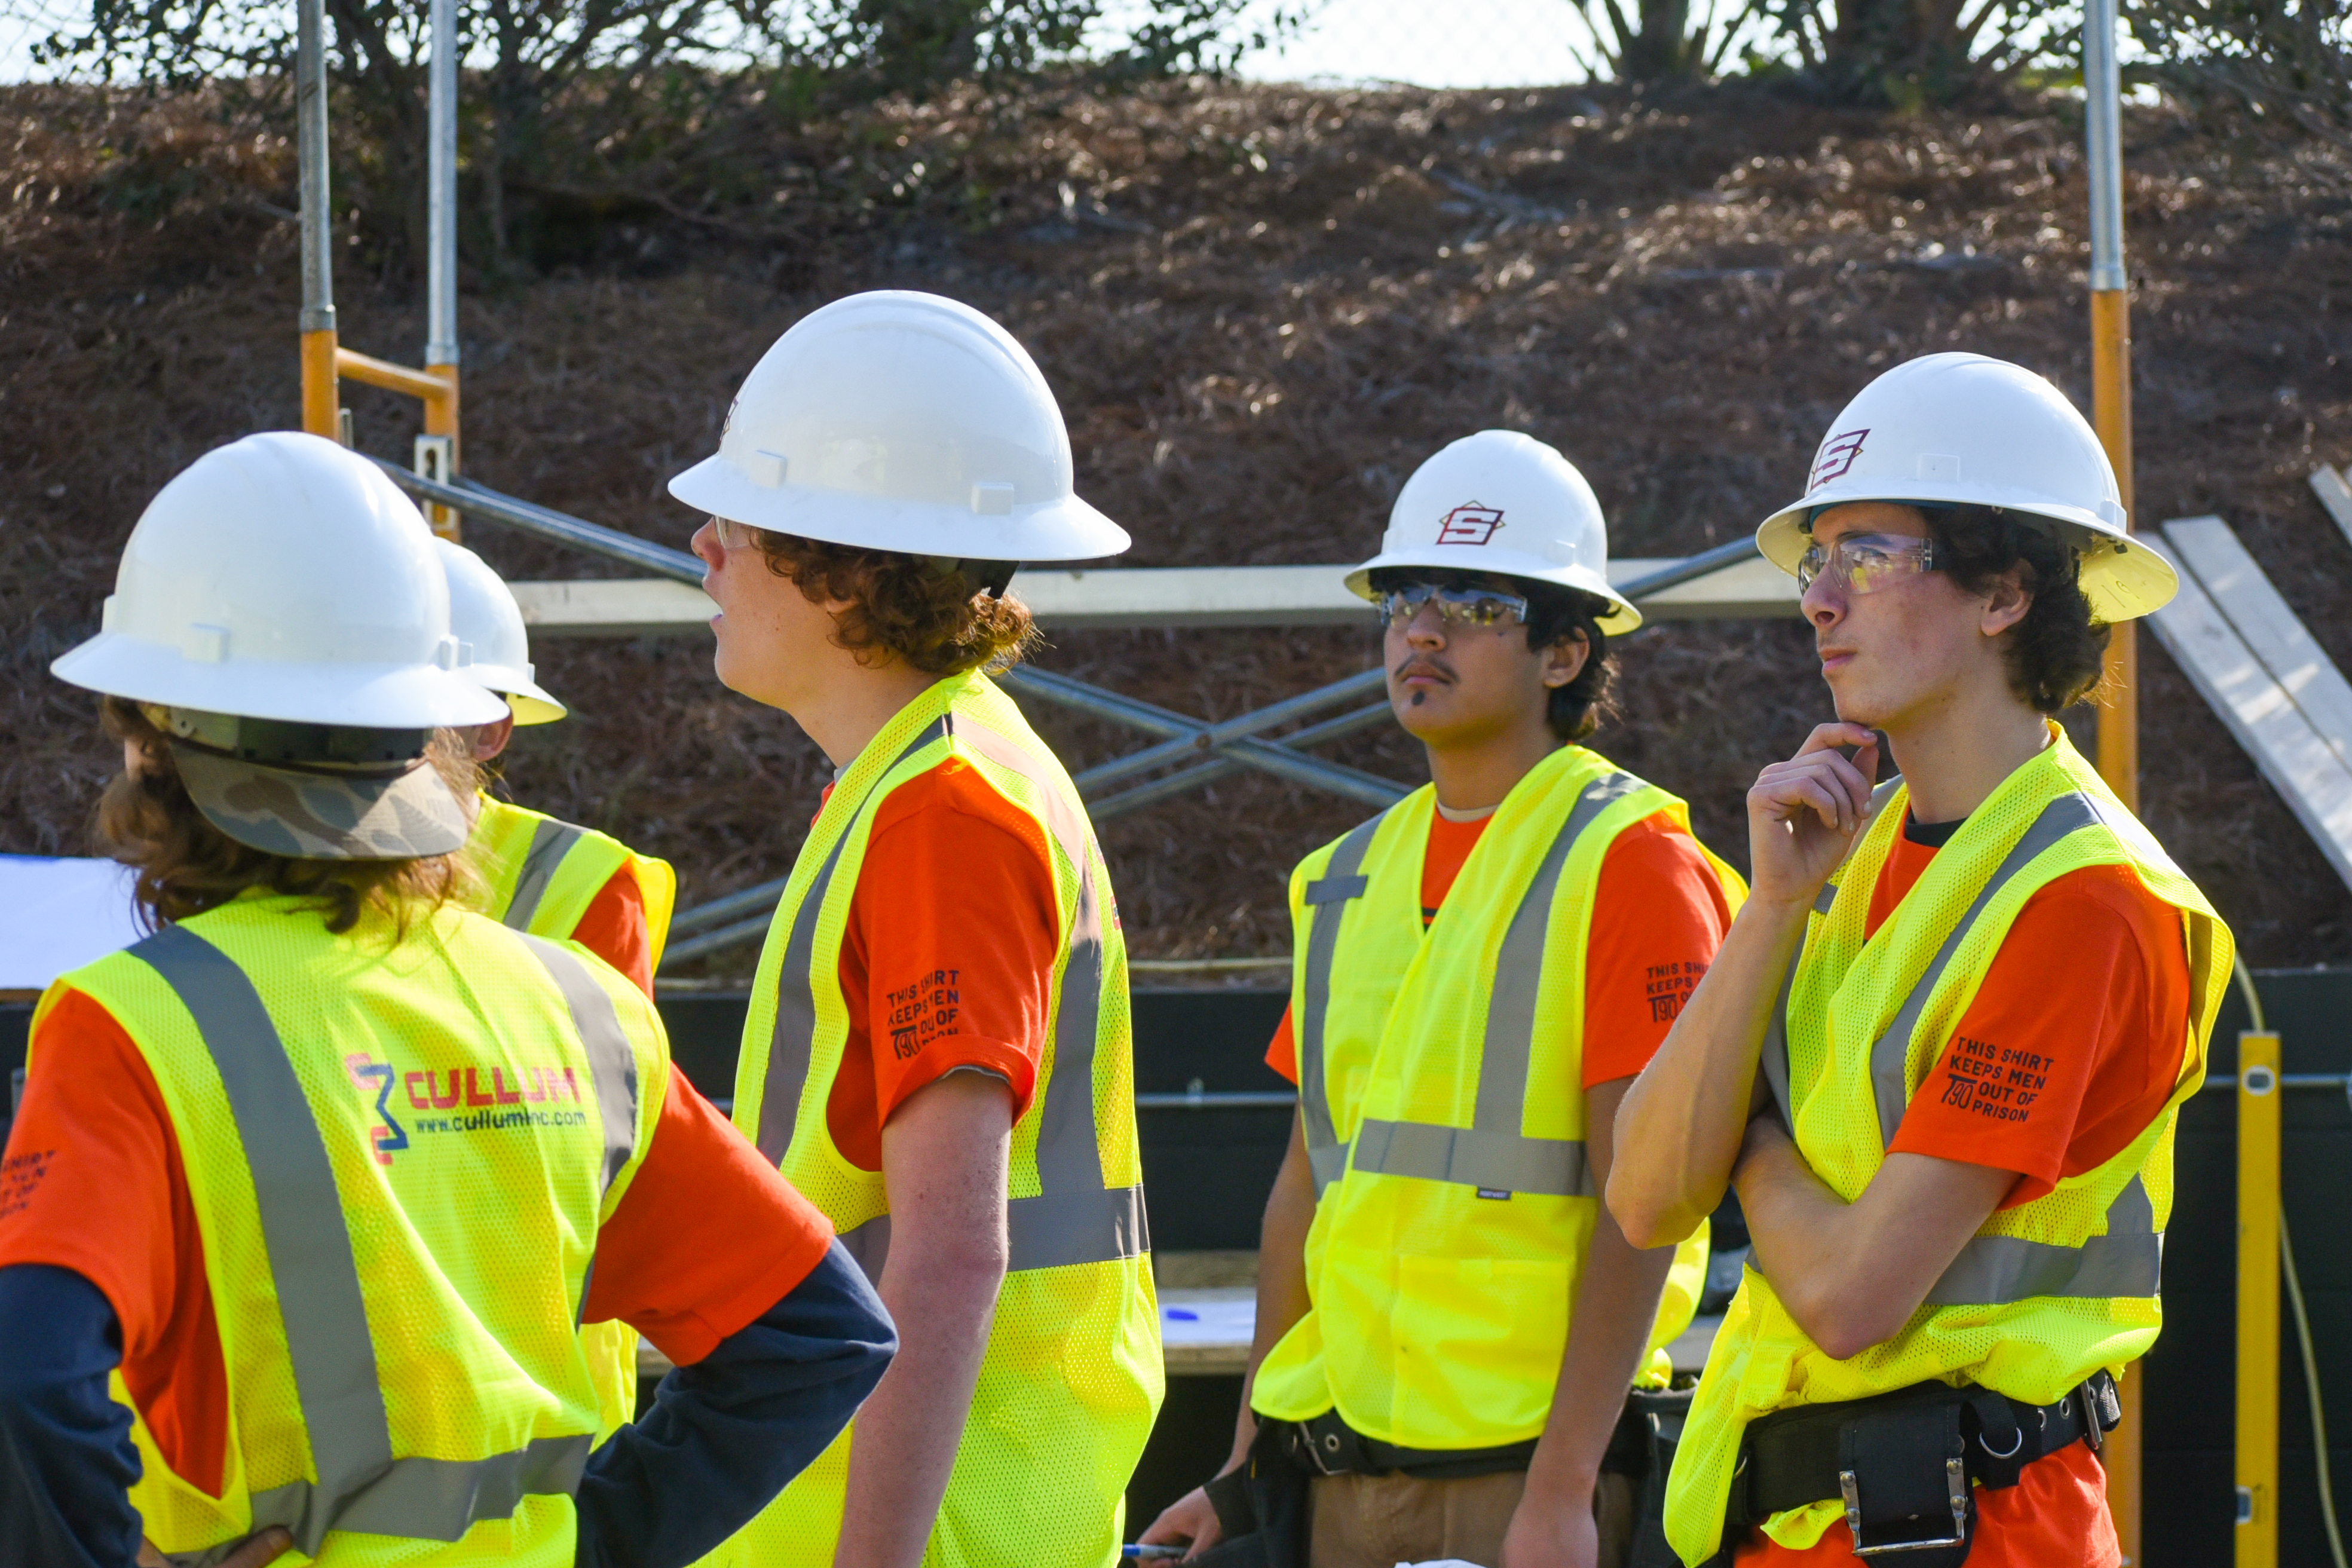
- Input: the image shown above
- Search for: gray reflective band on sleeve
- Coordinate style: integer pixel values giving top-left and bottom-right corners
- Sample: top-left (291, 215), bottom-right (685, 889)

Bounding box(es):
top-left (1924, 1174), bottom-right (2161, 1305)
top-left (514, 935), bottom-right (639, 1199)
top-left (1298, 812), bottom-right (1387, 1197)
top-left (758, 717), bottom-right (952, 1168)
top-left (131, 926), bottom-right (592, 1556)
top-left (1870, 794), bottom-right (2102, 1149)
top-left (503, 817), bottom-right (588, 932)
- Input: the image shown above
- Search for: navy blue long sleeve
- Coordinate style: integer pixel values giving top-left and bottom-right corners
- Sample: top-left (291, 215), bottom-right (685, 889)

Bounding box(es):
top-left (573, 1239), bottom-right (896, 1568)
top-left (0, 1264), bottom-right (143, 1568)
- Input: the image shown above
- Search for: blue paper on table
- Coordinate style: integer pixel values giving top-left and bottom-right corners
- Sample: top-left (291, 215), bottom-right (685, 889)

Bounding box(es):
top-left (0, 856), bottom-right (145, 990)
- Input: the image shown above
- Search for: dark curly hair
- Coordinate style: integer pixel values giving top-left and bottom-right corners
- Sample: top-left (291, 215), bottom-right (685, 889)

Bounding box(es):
top-left (1369, 567), bottom-right (1618, 743)
top-left (94, 697), bottom-right (477, 935)
top-left (754, 531), bottom-right (1040, 676)
top-left (1924, 505), bottom-right (2111, 713)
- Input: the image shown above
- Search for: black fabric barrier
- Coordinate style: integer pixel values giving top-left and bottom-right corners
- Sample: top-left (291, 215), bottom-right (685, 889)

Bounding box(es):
top-left (4, 973), bottom-right (2348, 1560)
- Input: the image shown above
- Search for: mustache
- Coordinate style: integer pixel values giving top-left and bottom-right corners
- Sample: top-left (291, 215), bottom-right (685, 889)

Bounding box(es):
top-left (1392, 655), bottom-right (1455, 683)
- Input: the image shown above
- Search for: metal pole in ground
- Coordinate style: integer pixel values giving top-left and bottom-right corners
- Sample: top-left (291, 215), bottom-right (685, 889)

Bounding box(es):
top-left (2084, 1), bottom-right (2145, 1550)
top-left (295, 0), bottom-right (338, 438)
top-left (418, 0), bottom-right (463, 538)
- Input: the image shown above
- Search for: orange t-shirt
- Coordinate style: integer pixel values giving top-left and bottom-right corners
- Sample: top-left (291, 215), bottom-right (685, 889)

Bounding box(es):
top-left (570, 864), bottom-right (655, 998)
top-left (1740, 811), bottom-right (2192, 1567)
top-left (1265, 808), bottom-right (1734, 1091)
top-left (819, 758), bottom-right (1063, 1172)
top-left (0, 983), bottom-right (834, 1499)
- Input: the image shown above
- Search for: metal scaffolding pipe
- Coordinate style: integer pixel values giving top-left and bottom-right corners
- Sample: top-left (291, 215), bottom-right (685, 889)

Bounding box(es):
top-left (425, 0), bottom-right (459, 370)
top-left (295, 0), bottom-right (338, 436)
top-left (372, 463), bottom-right (703, 582)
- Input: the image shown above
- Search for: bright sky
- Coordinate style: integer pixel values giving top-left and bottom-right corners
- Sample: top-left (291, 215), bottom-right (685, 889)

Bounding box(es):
top-left (0, 0), bottom-right (1612, 87)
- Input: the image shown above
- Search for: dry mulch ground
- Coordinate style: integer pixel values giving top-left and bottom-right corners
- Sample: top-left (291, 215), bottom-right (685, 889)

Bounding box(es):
top-left (5, 77), bottom-right (2350, 976)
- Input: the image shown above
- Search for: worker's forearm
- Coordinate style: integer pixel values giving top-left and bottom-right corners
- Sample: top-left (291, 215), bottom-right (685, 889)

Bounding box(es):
top-left (1228, 1116), bottom-right (1316, 1471)
top-left (1526, 1207), bottom-right (1676, 1499)
top-left (1608, 896), bottom-right (1810, 1247)
top-left (0, 1266), bottom-right (140, 1568)
top-left (832, 1234), bottom-right (1005, 1568)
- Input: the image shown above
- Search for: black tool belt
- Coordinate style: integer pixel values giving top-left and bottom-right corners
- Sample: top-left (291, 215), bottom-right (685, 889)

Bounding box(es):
top-left (1279, 1385), bottom-right (1689, 1483)
top-left (1717, 1370), bottom-right (2121, 1566)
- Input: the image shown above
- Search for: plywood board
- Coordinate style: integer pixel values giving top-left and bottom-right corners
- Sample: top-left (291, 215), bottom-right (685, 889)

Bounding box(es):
top-left (2163, 516), bottom-right (2352, 774)
top-left (2309, 466), bottom-right (2352, 552)
top-left (2149, 564), bottom-right (2352, 893)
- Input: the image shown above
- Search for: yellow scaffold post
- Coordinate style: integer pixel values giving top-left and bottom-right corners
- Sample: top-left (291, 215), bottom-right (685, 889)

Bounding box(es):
top-left (2238, 1028), bottom-right (2283, 1566)
top-left (293, 0), bottom-right (463, 538)
top-left (2081, 0), bottom-right (2146, 1553)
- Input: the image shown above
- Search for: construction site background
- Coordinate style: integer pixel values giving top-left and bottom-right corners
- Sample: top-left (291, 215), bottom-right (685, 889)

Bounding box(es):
top-left (2, 47), bottom-right (2349, 972)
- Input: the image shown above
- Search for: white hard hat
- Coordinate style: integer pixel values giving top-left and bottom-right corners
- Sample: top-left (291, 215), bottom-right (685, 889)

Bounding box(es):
top-left (1757, 352), bottom-right (2178, 623)
top-left (53, 431), bottom-right (505, 728)
top-left (51, 431), bottom-right (505, 860)
top-left (1345, 430), bottom-right (1640, 633)
top-left (436, 538), bottom-right (566, 725)
top-left (666, 290), bottom-right (1129, 563)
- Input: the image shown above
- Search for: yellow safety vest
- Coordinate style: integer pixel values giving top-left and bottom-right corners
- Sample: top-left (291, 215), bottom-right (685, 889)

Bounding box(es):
top-left (1662, 730), bottom-right (2232, 1564)
top-left (466, 794), bottom-right (679, 1435)
top-left (702, 667), bottom-right (1162, 1568)
top-left (34, 894), bottom-right (666, 1566)
top-left (467, 796), bottom-right (679, 973)
top-left (1252, 746), bottom-right (1739, 1450)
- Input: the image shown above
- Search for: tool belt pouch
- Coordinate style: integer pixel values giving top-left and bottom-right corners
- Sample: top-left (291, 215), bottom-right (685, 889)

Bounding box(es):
top-left (1190, 1420), bottom-right (1310, 1568)
top-left (1832, 1401), bottom-right (1977, 1567)
top-left (1619, 1383), bottom-right (1696, 1568)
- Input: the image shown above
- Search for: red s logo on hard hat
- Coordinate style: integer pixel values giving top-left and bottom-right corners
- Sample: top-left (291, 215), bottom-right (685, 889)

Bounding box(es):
top-left (1809, 429), bottom-right (1869, 491)
top-left (1435, 504), bottom-right (1506, 545)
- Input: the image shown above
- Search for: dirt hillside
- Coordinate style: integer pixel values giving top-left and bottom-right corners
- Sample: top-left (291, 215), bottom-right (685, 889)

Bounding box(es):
top-left (5, 78), bottom-right (2349, 975)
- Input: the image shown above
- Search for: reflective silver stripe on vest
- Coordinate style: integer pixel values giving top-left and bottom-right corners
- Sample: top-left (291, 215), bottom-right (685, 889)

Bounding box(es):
top-left (1870, 794), bottom-right (2104, 1149)
top-left (757, 718), bottom-right (953, 1168)
top-left (1345, 771), bottom-right (1641, 1198)
top-left (1763, 778), bottom-right (1903, 1135)
top-left (514, 934), bottom-right (641, 1199)
top-left (836, 1184), bottom-right (1150, 1279)
top-left (503, 816), bottom-right (589, 931)
top-left (1925, 1174), bottom-right (2161, 1305)
top-left (765, 709), bottom-right (1147, 1275)
top-left (130, 926), bottom-right (595, 1557)
top-left (1297, 813), bottom-right (1386, 1196)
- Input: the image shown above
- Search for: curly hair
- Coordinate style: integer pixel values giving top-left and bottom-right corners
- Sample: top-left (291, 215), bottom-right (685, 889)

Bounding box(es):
top-left (1924, 506), bottom-right (2111, 713)
top-left (94, 697), bottom-right (478, 935)
top-left (753, 530), bottom-right (1040, 676)
top-left (1369, 567), bottom-right (1619, 743)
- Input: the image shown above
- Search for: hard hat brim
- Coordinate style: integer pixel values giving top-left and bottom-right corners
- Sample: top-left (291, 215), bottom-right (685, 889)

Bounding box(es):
top-left (667, 454), bottom-right (1132, 564)
top-left (1342, 547), bottom-right (1643, 634)
top-left (51, 633), bottom-right (511, 729)
top-left (1756, 491), bottom-right (2180, 624)
top-left (464, 660), bottom-right (568, 725)
top-left (172, 743), bottom-right (470, 860)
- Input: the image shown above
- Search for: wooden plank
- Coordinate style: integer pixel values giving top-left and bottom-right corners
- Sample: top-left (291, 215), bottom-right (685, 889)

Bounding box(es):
top-left (2163, 516), bottom-right (2352, 774)
top-left (2310, 466), bottom-right (2352, 553)
top-left (513, 556), bottom-right (1799, 638)
top-left (2148, 565), bottom-right (2352, 893)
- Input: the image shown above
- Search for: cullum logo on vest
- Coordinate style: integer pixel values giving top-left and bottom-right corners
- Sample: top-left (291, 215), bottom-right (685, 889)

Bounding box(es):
top-left (345, 1052), bottom-right (592, 1165)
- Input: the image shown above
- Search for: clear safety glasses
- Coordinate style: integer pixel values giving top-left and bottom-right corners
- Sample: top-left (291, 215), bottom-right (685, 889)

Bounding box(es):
top-left (711, 516), bottom-right (767, 551)
top-left (1376, 582), bottom-right (1530, 629)
top-left (1796, 534), bottom-right (1938, 596)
